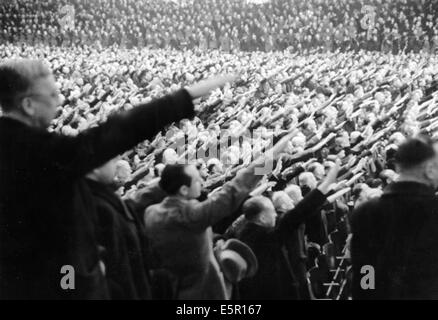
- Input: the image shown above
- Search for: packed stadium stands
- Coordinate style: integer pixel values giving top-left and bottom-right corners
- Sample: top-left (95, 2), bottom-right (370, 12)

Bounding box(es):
top-left (1, 0), bottom-right (437, 53)
top-left (1, 0), bottom-right (438, 301)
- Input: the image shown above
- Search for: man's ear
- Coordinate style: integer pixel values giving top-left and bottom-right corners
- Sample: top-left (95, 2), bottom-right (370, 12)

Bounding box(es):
top-left (179, 185), bottom-right (189, 197)
top-left (20, 97), bottom-right (35, 117)
top-left (258, 213), bottom-right (267, 225)
top-left (86, 167), bottom-right (100, 181)
top-left (424, 161), bottom-right (436, 181)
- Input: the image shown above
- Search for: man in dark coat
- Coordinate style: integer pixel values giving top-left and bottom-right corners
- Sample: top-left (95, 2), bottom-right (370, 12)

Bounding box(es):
top-left (352, 136), bottom-right (438, 299)
top-left (86, 157), bottom-right (152, 300)
top-left (237, 162), bottom-right (340, 300)
top-left (130, 180), bottom-right (167, 223)
top-left (0, 59), bottom-right (233, 299)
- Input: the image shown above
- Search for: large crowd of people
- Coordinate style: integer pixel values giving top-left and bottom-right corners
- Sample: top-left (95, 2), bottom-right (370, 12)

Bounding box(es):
top-left (1, 0), bottom-right (438, 301)
top-left (1, 0), bottom-right (437, 53)
top-left (1, 40), bottom-right (437, 299)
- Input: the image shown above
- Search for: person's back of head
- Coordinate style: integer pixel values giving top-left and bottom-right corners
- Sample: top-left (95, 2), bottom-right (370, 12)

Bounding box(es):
top-left (207, 158), bottom-right (223, 175)
top-left (242, 196), bottom-right (277, 228)
top-left (272, 191), bottom-right (294, 214)
top-left (284, 184), bottom-right (303, 205)
top-left (87, 157), bottom-right (119, 187)
top-left (0, 59), bottom-right (60, 129)
top-left (350, 131), bottom-right (361, 144)
top-left (162, 148), bottom-right (178, 165)
top-left (390, 132), bottom-right (406, 146)
top-left (307, 162), bottom-right (325, 181)
top-left (394, 135), bottom-right (438, 188)
top-left (298, 172), bottom-right (317, 195)
top-left (291, 135), bottom-right (306, 149)
top-left (154, 163), bottom-right (165, 177)
top-left (365, 178), bottom-right (383, 189)
top-left (115, 159), bottom-right (132, 186)
top-left (380, 169), bottom-right (398, 186)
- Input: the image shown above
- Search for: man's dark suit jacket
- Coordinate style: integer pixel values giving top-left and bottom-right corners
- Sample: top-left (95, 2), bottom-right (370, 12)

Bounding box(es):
top-left (352, 181), bottom-right (438, 299)
top-left (0, 89), bottom-right (194, 299)
top-left (87, 179), bottom-right (152, 300)
top-left (237, 189), bottom-right (327, 300)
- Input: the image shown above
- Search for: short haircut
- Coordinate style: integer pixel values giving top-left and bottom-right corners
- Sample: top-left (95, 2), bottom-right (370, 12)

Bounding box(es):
top-left (284, 184), bottom-right (303, 204)
top-left (154, 163), bottom-right (165, 177)
top-left (0, 59), bottom-right (51, 112)
top-left (394, 135), bottom-right (437, 170)
top-left (207, 163), bottom-right (216, 174)
top-left (243, 196), bottom-right (270, 221)
top-left (159, 164), bottom-right (192, 195)
top-left (352, 183), bottom-right (367, 199)
top-left (365, 178), bottom-right (383, 189)
top-left (307, 162), bottom-right (324, 174)
top-left (298, 171), bottom-right (316, 185)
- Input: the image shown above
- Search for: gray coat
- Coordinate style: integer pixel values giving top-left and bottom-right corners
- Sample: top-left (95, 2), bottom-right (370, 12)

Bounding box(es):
top-left (144, 166), bottom-right (261, 299)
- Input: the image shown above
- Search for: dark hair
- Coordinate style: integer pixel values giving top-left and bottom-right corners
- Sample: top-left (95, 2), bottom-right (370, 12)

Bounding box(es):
top-left (366, 178), bottom-right (383, 188)
top-left (0, 60), bottom-right (50, 112)
top-left (0, 66), bottom-right (30, 112)
top-left (159, 164), bottom-right (192, 195)
top-left (307, 162), bottom-right (323, 174)
top-left (394, 135), bottom-right (437, 169)
top-left (207, 163), bottom-right (217, 174)
top-left (195, 162), bottom-right (203, 170)
top-left (153, 166), bottom-right (161, 177)
top-left (352, 184), bottom-right (366, 199)
top-left (243, 196), bottom-right (268, 220)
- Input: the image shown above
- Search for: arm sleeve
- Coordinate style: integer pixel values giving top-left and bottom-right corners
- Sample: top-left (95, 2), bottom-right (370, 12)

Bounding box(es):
top-left (37, 89), bottom-right (194, 180)
top-left (181, 166), bottom-right (262, 232)
top-left (276, 189), bottom-right (327, 237)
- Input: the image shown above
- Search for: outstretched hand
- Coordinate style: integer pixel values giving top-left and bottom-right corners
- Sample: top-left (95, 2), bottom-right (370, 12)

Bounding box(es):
top-left (269, 130), bottom-right (300, 159)
top-left (317, 159), bottom-right (341, 195)
top-left (185, 74), bottom-right (239, 100)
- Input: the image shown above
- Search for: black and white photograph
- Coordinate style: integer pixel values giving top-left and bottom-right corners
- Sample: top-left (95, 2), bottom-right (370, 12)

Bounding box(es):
top-left (0, 0), bottom-right (438, 304)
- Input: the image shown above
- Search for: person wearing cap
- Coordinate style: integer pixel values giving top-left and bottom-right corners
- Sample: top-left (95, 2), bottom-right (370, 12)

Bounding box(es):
top-left (352, 136), bottom-right (438, 299)
top-left (237, 161), bottom-right (341, 300)
top-left (0, 59), bottom-right (235, 299)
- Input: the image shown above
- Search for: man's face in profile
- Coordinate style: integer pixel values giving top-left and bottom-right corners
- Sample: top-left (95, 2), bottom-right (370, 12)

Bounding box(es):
top-left (184, 164), bottom-right (204, 199)
top-left (429, 143), bottom-right (438, 189)
top-left (27, 74), bottom-right (61, 128)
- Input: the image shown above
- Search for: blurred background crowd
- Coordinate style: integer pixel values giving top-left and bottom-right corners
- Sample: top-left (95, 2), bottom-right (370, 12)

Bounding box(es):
top-left (1, 0), bottom-right (437, 53)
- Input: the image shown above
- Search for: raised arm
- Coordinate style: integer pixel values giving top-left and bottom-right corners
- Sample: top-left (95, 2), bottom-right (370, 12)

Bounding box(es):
top-left (37, 76), bottom-right (237, 180)
top-left (276, 160), bottom-right (341, 236)
top-left (184, 132), bottom-right (296, 231)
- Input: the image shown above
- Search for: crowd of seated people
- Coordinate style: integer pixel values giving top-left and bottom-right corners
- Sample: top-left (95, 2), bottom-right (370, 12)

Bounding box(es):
top-left (0, 0), bottom-right (437, 53)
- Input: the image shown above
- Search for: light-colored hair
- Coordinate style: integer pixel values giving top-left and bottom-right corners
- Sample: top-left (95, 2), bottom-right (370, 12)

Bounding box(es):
top-left (298, 172), bottom-right (317, 188)
top-left (243, 196), bottom-right (272, 221)
top-left (162, 148), bottom-right (178, 165)
top-left (307, 162), bottom-right (325, 177)
top-left (0, 59), bottom-right (51, 112)
top-left (284, 184), bottom-right (303, 205)
top-left (115, 160), bottom-right (131, 180)
top-left (272, 191), bottom-right (294, 212)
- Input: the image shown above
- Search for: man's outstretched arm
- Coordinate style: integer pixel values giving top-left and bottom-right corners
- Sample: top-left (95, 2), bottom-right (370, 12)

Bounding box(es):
top-left (38, 76), bottom-right (237, 179)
